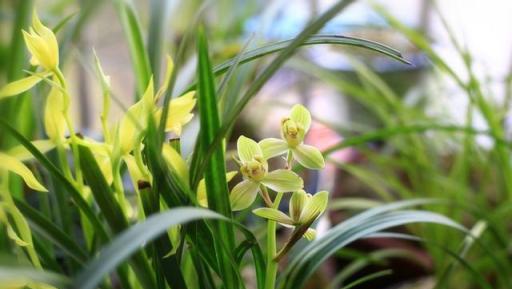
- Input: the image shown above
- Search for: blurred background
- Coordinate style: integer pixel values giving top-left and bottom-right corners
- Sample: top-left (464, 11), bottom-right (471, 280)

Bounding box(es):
top-left (2, 0), bottom-right (512, 288)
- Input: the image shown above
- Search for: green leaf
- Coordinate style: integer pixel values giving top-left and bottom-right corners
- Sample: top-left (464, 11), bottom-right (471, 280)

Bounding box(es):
top-left (261, 169), bottom-right (303, 193)
top-left (13, 198), bottom-right (89, 264)
top-left (341, 270), bottom-right (392, 289)
top-left (78, 144), bottom-right (156, 289)
top-left (0, 266), bottom-right (70, 288)
top-left (72, 208), bottom-right (223, 289)
top-left (147, 0), bottom-right (171, 85)
top-left (73, 207), bottom-right (266, 289)
top-left (196, 27), bottom-right (239, 288)
top-left (281, 202), bottom-right (466, 289)
top-left (0, 119), bottom-right (110, 243)
top-left (210, 34), bottom-right (409, 81)
top-left (114, 0), bottom-right (151, 96)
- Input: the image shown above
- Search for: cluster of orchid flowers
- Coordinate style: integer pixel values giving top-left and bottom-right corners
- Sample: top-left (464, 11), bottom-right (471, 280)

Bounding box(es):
top-left (0, 10), bottom-right (329, 268)
top-left (227, 104), bottom-right (329, 256)
top-left (0, 10), bottom-right (196, 262)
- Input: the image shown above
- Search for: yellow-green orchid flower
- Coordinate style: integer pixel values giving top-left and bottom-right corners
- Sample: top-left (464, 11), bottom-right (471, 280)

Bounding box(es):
top-left (0, 153), bottom-right (47, 192)
top-left (197, 171), bottom-right (238, 207)
top-left (117, 56), bottom-right (196, 156)
top-left (22, 10), bottom-right (59, 71)
top-left (259, 104), bottom-right (325, 169)
top-left (7, 140), bottom-right (55, 162)
top-left (230, 136), bottom-right (303, 211)
top-left (253, 190), bottom-right (328, 240)
top-left (0, 72), bottom-right (50, 100)
top-left (44, 85), bottom-right (67, 144)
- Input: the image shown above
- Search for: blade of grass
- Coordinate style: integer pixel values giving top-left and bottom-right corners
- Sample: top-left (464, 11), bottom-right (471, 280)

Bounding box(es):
top-left (321, 123), bottom-right (497, 157)
top-left (196, 26), bottom-right (239, 289)
top-left (282, 210), bottom-right (465, 289)
top-left (341, 270), bottom-right (392, 289)
top-left (147, 0), bottom-right (171, 85)
top-left (13, 198), bottom-right (89, 264)
top-left (113, 0), bottom-right (151, 96)
top-left (78, 144), bottom-right (156, 289)
top-left (0, 266), bottom-right (70, 288)
top-left (0, 119), bottom-right (109, 242)
top-left (185, 34), bottom-right (411, 92)
top-left (72, 207), bottom-right (260, 289)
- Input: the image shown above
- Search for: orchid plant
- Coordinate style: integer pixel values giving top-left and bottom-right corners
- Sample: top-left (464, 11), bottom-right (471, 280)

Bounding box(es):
top-left (0, 5), bottom-right (466, 289)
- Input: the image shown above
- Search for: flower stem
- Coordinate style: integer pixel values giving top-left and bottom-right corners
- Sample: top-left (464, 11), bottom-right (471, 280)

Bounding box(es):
top-left (265, 191), bottom-right (283, 289)
top-left (260, 185), bottom-right (274, 208)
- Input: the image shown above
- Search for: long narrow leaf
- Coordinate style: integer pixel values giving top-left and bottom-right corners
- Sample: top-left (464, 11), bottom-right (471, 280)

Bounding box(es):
top-left (196, 27), bottom-right (239, 289)
top-left (73, 208), bottom-right (226, 289)
top-left (0, 119), bottom-right (109, 242)
top-left (281, 206), bottom-right (465, 289)
top-left (78, 145), bottom-right (156, 289)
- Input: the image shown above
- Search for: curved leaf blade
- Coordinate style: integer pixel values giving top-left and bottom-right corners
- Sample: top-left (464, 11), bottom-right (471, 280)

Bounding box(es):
top-left (72, 208), bottom-right (226, 289)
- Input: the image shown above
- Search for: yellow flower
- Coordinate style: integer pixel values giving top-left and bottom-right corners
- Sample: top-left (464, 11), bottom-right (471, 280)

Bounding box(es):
top-left (44, 84), bottom-right (67, 144)
top-left (0, 153), bottom-right (47, 192)
top-left (154, 91), bottom-right (196, 136)
top-left (117, 56), bottom-right (196, 155)
top-left (22, 10), bottom-right (59, 71)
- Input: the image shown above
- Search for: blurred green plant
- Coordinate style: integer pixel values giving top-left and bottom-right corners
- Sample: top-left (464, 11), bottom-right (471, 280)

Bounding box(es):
top-left (0, 1), bottom-right (482, 289)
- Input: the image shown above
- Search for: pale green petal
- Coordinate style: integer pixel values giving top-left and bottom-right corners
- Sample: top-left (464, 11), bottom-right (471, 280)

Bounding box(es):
top-left (0, 73), bottom-right (48, 99)
top-left (118, 101), bottom-right (145, 154)
top-left (124, 154), bottom-right (148, 185)
top-left (156, 91), bottom-right (196, 136)
top-left (162, 143), bottom-right (189, 184)
top-left (290, 104), bottom-right (311, 132)
top-left (8, 140), bottom-right (55, 161)
top-left (260, 169), bottom-right (303, 193)
top-left (290, 190), bottom-right (307, 223)
top-left (299, 190), bottom-right (329, 224)
top-left (237, 136), bottom-right (262, 162)
top-left (197, 171), bottom-right (237, 208)
top-left (259, 138), bottom-right (288, 160)
top-left (252, 208), bottom-right (294, 225)
top-left (44, 85), bottom-right (67, 143)
top-left (7, 225), bottom-right (29, 247)
top-left (230, 180), bottom-right (260, 211)
top-left (226, 171), bottom-right (238, 182)
top-left (303, 228), bottom-right (317, 241)
top-left (292, 144), bottom-right (325, 169)
top-left (196, 179), bottom-right (208, 207)
top-left (0, 153), bottom-right (47, 192)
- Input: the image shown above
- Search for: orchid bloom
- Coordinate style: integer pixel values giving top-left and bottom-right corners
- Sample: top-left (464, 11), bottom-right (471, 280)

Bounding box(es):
top-left (259, 104), bottom-right (325, 169)
top-left (253, 190), bottom-right (328, 240)
top-left (230, 136), bottom-right (303, 211)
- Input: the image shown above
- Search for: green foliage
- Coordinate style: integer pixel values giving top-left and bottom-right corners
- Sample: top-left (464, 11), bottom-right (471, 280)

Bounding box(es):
top-left (0, 1), bottom-right (501, 289)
